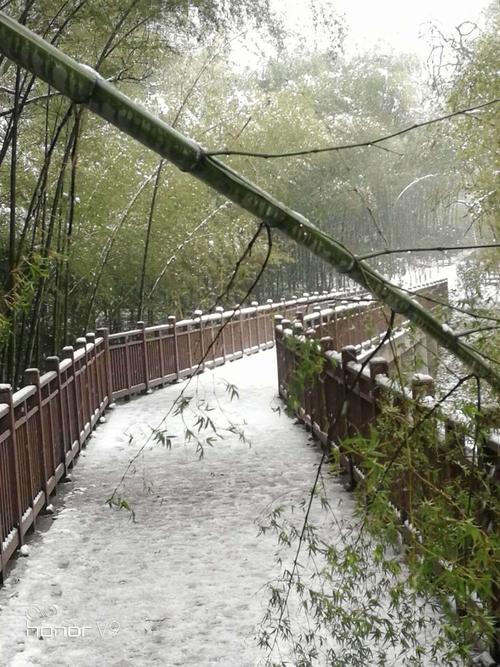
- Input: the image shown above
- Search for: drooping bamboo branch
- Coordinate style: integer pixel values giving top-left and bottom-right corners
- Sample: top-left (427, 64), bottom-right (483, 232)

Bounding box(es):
top-left (0, 11), bottom-right (498, 391)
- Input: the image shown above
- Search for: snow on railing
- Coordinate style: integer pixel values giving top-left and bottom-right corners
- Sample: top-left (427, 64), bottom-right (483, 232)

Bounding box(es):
top-left (0, 284), bottom-right (363, 579)
top-left (274, 285), bottom-right (499, 645)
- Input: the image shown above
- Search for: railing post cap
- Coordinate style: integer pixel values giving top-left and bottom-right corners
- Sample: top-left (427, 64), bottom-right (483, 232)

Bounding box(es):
top-left (215, 306), bottom-right (224, 313)
top-left (266, 298), bottom-right (273, 304)
top-left (24, 368), bottom-right (41, 384)
top-left (0, 383), bottom-right (13, 393)
top-left (167, 315), bottom-right (176, 322)
top-left (369, 357), bottom-right (389, 380)
top-left (274, 314), bottom-right (284, 323)
top-left (319, 336), bottom-right (334, 352)
top-left (86, 331), bottom-right (96, 340)
top-left (251, 300), bottom-right (258, 307)
top-left (411, 373), bottom-right (435, 398)
top-left (341, 345), bottom-right (357, 366)
top-left (46, 356), bottom-right (60, 371)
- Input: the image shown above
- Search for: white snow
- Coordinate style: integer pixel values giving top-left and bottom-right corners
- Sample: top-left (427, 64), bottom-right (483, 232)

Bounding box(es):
top-left (0, 351), bottom-right (465, 666)
top-left (0, 351), bottom-right (356, 666)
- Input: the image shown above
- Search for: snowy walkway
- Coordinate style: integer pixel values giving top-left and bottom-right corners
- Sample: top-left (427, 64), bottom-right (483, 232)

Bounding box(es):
top-left (0, 350), bottom-right (355, 667)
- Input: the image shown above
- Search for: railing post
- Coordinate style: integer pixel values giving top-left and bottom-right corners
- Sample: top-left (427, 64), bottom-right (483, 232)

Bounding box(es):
top-left (85, 332), bottom-right (99, 414)
top-left (24, 369), bottom-right (51, 505)
top-left (252, 301), bottom-right (260, 349)
top-left (46, 356), bottom-right (69, 474)
top-left (411, 374), bottom-right (435, 401)
top-left (266, 299), bottom-right (273, 344)
top-left (341, 345), bottom-right (358, 490)
top-left (137, 321), bottom-right (150, 393)
top-left (215, 307), bottom-right (225, 362)
top-left (237, 306), bottom-right (244, 354)
top-left (0, 384), bottom-right (24, 546)
top-left (194, 310), bottom-right (205, 370)
top-left (76, 337), bottom-right (91, 433)
top-left (167, 316), bottom-right (179, 379)
top-left (96, 327), bottom-right (113, 405)
top-left (368, 353), bottom-right (387, 408)
top-left (64, 345), bottom-right (82, 447)
top-left (313, 305), bottom-right (322, 338)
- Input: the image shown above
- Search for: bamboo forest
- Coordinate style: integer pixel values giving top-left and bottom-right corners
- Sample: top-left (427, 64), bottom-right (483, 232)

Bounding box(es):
top-left (0, 1), bottom-right (498, 666)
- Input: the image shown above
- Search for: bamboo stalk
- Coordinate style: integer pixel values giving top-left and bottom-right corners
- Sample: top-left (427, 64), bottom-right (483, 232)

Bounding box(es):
top-left (0, 11), bottom-right (498, 391)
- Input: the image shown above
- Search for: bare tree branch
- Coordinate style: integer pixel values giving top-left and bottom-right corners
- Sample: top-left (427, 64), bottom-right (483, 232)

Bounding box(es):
top-left (359, 243), bottom-right (500, 261)
top-left (205, 99), bottom-right (499, 159)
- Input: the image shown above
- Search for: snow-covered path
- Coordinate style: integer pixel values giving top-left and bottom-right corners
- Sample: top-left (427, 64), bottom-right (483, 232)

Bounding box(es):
top-left (0, 350), bottom-right (354, 667)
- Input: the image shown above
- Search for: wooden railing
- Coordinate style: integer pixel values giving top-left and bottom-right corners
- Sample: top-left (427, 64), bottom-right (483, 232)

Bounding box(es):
top-left (291, 279), bottom-right (448, 351)
top-left (275, 288), bottom-right (499, 658)
top-left (0, 285), bottom-right (367, 579)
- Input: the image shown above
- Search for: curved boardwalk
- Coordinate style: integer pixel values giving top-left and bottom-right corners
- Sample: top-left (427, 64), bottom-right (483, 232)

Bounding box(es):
top-left (0, 350), bottom-right (355, 667)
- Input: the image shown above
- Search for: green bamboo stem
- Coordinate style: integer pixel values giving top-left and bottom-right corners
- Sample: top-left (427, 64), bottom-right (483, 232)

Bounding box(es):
top-left (0, 10), bottom-right (498, 391)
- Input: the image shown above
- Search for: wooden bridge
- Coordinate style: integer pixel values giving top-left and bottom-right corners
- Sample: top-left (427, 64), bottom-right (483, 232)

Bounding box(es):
top-left (0, 275), bottom-right (499, 663)
top-left (0, 280), bottom-right (446, 580)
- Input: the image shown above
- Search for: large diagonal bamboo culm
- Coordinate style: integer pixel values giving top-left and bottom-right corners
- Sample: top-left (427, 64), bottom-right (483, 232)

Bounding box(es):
top-left (0, 12), bottom-right (499, 392)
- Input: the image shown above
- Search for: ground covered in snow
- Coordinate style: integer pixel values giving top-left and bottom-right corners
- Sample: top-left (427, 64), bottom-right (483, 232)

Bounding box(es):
top-left (0, 350), bottom-right (358, 667)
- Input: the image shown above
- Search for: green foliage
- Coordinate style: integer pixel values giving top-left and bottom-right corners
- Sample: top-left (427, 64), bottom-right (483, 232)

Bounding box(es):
top-left (258, 490), bottom-right (465, 666)
top-left (284, 335), bottom-right (325, 412)
top-left (343, 391), bottom-right (497, 660)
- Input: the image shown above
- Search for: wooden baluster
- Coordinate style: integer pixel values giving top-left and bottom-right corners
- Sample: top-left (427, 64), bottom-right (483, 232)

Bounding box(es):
top-left (341, 346), bottom-right (358, 490)
top-left (215, 307), bottom-right (225, 362)
top-left (251, 301), bottom-right (260, 349)
top-left (0, 384), bottom-right (24, 547)
top-left (369, 357), bottom-right (389, 421)
top-left (196, 311), bottom-right (205, 370)
top-left (76, 337), bottom-right (91, 436)
top-left (137, 321), bottom-right (150, 393)
top-left (96, 327), bottom-right (113, 406)
top-left (63, 345), bottom-right (82, 450)
top-left (85, 332), bottom-right (98, 414)
top-left (24, 369), bottom-right (51, 506)
top-left (265, 299), bottom-right (273, 345)
top-left (168, 316), bottom-right (179, 379)
top-left (237, 306), bottom-right (244, 355)
top-left (124, 332), bottom-right (132, 400)
top-left (46, 356), bottom-right (68, 477)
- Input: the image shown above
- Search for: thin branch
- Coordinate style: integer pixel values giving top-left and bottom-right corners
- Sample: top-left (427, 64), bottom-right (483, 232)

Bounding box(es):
top-left (268, 312), bottom-right (396, 660)
top-left (359, 243), bottom-right (500, 261)
top-left (398, 285), bottom-right (500, 324)
top-left (147, 202), bottom-right (231, 300)
top-left (211, 221), bottom-right (265, 309)
top-left (108, 223), bottom-right (273, 503)
top-left (457, 325), bottom-right (500, 338)
top-left (0, 90), bottom-right (62, 116)
top-left (205, 99), bottom-right (500, 159)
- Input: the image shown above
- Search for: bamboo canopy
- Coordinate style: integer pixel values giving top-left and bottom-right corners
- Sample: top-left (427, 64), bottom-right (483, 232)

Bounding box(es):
top-left (0, 11), bottom-right (499, 392)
